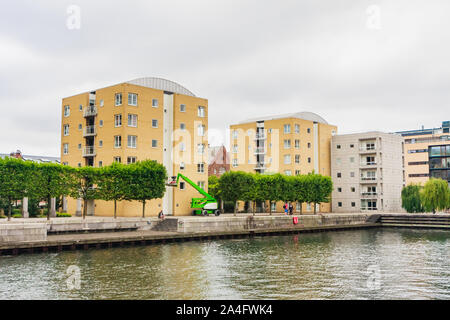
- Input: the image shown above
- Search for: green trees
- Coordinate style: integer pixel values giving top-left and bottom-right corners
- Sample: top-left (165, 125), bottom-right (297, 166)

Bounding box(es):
top-left (420, 179), bottom-right (449, 214)
top-left (127, 160), bottom-right (167, 217)
top-left (401, 184), bottom-right (423, 213)
top-left (0, 157), bottom-right (168, 219)
top-left (215, 171), bottom-right (333, 214)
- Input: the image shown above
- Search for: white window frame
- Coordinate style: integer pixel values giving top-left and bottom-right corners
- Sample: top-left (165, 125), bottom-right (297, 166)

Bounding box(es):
top-left (197, 143), bottom-right (205, 154)
top-left (284, 139), bottom-right (291, 149)
top-left (152, 139), bottom-right (158, 148)
top-left (128, 93), bottom-right (137, 106)
top-left (180, 104), bottom-right (186, 112)
top-left (127, 157), bottom-right (137, 165)
top-left (115, 93), bottom-right (122, 106)
top-left (63, 124), bottom-right (69, 136)
top-left (114, 156), bottom-right (121, 163)
top-left (197, 163), bottom-right (205, 173)
top-left (63, 143), bottom-right (69, 155)
top-left (127, 135), bottom-right (137, 148)
top-left (198, 106), bottom-right (205, 117)
top-left (284, 154), bottom-right (291, 165)
top-left (114, 135), bottom-right (122, 148)
top-left (114, 114), bottom-right (122, 127)
top-left (294, 124), bottom-right (300, 133)
top-left (128, 114), bottom-right (138, 127)
top-left (198, 124), bottom-right (205, 137)
top-left (152, 99), bottom-right (158, 107)
top-left (64, 105), bottom-right (70, 117)
top-left (284, 124), bottom-right (291, 134)
top-left (152, 119), bottom-right (158, 128)
top-left (180, 123), bottom-right (186, 130)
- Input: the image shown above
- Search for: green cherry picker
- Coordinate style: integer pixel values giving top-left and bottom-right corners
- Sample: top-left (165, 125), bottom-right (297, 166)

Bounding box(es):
top-left (167, 173), bottom-right (221, 216)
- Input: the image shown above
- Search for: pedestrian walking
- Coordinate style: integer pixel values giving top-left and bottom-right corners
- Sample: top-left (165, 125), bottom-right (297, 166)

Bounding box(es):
top-left (289, 203), bottom-right (293, 215)
top-left (284, 202), bottom-right (289, 215)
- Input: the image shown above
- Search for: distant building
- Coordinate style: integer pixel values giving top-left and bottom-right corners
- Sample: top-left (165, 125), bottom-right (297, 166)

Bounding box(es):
top-left (208, 145), bottom-right (230, 177)
top-left (428, 144), bottom-right (450, 185)
top-left (396, 121), bottom-right (450, 185)
top-left (331, 132), bottom-right (404, 213)
top-left (0, 150), bottom-right (60, 163)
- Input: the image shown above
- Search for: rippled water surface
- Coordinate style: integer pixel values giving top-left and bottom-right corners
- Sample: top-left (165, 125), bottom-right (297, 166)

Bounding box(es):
top-left (0, 228), bottom-right (449, 299)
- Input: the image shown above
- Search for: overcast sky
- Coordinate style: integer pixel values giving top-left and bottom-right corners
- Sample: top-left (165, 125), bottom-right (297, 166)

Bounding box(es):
top-left (1, 0), bottom-right (449, 157)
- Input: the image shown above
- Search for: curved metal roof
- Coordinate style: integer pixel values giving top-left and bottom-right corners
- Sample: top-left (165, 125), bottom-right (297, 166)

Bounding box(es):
top-left (126, 77), bottom-right (196, 97)
top-left (239, 111), bottom-right (329, 124)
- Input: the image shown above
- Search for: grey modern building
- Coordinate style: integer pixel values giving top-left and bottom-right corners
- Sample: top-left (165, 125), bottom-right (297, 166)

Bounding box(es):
top-left (331, 132), bottom-right (405, 213)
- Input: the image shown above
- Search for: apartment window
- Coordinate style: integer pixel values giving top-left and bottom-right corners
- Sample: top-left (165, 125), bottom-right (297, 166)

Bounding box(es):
top-left (198, 106), bottom-right (205, 117)
top-left (351, 202), bottom-right (356, 207)
top-left (198, 125), bottom-right (205, 137)
top-left (350, 144), bottom-right (354, 148)
top-left (115, 93), bottom-right (122, 106)
top-left (63, 124), bottom-right (69, 136)
top-left (232, 145), bottom-right (238, 153)
top-left (351, 187), bottom-right (356, 192)
top-left (180, 182), bottom-right (186, 190)
top-left (78, 143), bottom-right (81, 150)
top-left (180, 104), bottom-right (186, 112)
top-left (99, 99), bottom-right (104, 107)
top-left (198, 181), bottom-right (205, 189)
top-left (114, 156), bottom-right (121, 163)
top-left (128, 114), bottom-right (137, 127)
top-left (308, 157), bottom-right (311, 163)
top-left (197, 144), bottom-right (205, 154)
top-left (64, 105), bottom-right (70, 117)
top-left (99, 120), bottom-right (103, 127)
top-left (350, 172), bottom-right (355, 178)
top-left (336, 158), bottom-right (341, 165)
top-left (62, 162), bottom-right (68, 166)
top-left (232, 158), bottom-right (238, 167)
top-left (295, 155), bottom-right (300, 164)
top-left (99, 140), bottom-right (103, 147)
top-left (307, 142), bottom-right (311, 148)
top-left (152, 139), bottom-right (158, 148)
top-left (127, 136), bottom-right (137, 148)
top-left (99, 161), bottom-right (103, 167)
top-left (127, 157), bottom-right (137, 165)
top-left (152, 119), bottom-right (158, 128)
top-left (337, 172), bottom-right (341, 178)
top-left (337, 144), bottom-right (341, 149)
top-left (197, 163), bottom-right (205, 173)
top-left (78, 104), bottom-right (83, 111)
top-left (77, 163), bottom-right (81, 168)
top-left (350, 157), bottom-right (355, 163)
top-left (295, 170), bottom-right (301, 175)
top-left (180, 162), bottom-right (185, 170)
top-left (284, 155), bottom-right (291, 164)
top-left (114, 135), bottom-right (122, 148)
top-left (180, 123), bottom-right (186, 130)
top-left (268, 129), bottom-right (272, 133)
top-left (78, 124), bottom-right (82, 130)
top-left (307, 128), bottom-right (311, 133)
top-left (63, 143), bottom-right (69, 155)
top-left (114, 114), bottom-right (122, 127)
top-left (128, 93), bottom-right (137, 106)
top-left (294, 124), bottom-right (300, 133)
top-left (284, 124), bottom-right (291, 134)
top-left (232, 130), bottom-right (238, 139)
top-left (284, 139), bottom-right (291, 149)
top-left (149, 98), bottom-right (157, 107)
top-left (179, 142), bottom-right (185, 151)
top-left (337, 188), bottom-right (342, 192)
top-left (338, 202), bottom-right (342, 207)
top-left (295, 140), bottom-right (300, 149)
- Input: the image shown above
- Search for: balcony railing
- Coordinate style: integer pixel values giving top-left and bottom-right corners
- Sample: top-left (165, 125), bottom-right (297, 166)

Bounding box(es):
top-left (361, 192), bottom-right (377, 196)
top-left (254, 133), bottom-right (266, 140)
top-left (83, 106), bottom-right (97, 117)
top-left (254, 147), bottom-right (266, 154)
top-left (82, 146), bottom-right (96, 157)
top-left (361, 176), bottom-right (376, 181)
top-left (360, 161), bottom-right (377, 166)
top-left (361, 207), bottom-right (378, 211)
top-left (83, 125), bottom-right (97, 137)
top-left (254, 163), bottom-right (267, 169)
top-left (359, 146), bottom-right (376, 152)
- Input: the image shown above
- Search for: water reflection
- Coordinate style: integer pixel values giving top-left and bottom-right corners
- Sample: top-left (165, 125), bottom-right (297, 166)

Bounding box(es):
top-left (0, 229), bottom-right (448, 300)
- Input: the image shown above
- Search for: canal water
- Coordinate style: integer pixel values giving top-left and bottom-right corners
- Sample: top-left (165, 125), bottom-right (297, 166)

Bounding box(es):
top-left (0, 228), bottom-right (449, 300)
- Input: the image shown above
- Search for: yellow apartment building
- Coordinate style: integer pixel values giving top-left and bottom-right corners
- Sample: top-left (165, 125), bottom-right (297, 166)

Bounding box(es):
top-left (229, 112), bottom-right (337, 213)
top-left (61, 77), bottom-right (209, 217)
top-left (396, 121), bottom-right (450, 185)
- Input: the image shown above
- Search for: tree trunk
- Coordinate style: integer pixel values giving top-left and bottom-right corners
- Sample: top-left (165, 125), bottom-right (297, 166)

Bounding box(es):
top-left (47, 196), bottom-right (51, 220)
top-left (314, 202), bottom-right (317, 214)
top-left (299, 202), bottom-right (303, 215)
top-left (8, 197), bottom-right (12, 221)
top-left (234, 201), bottom-right (237, 216)
top-left (253, 201), bottom-right (256, 216)
top-left (221, 199), bottom-right (224, 212)
top-left (83, 199), bottom-right (87, 219)
top-left (114, 200), bottom-right (117, 219)
top-left (269, 201), bottom-right (272, 215)
top-left (142, 200), bottom-right (146, 218)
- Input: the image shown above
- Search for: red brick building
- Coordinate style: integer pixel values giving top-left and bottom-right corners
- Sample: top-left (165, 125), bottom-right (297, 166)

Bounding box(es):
top-left (208, 145), bottom-right (230, 177)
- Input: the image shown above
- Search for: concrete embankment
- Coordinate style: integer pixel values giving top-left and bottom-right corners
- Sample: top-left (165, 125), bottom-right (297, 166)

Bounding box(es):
top-left (379, 213), bottom-right (450, 229)
top-left (0, 214), bottom-right (376, 255)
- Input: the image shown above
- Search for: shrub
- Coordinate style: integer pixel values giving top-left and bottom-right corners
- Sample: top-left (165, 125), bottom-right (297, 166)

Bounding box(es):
top-left (56, 212), bottom-right (72, 217)
top-left (0, 215), bottom-right (6, 219)
top-left (12, 213), bottom-right (23, 218)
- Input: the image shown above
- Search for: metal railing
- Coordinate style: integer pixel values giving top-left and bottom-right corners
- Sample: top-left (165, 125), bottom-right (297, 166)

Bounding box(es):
top-left (83, 105), bottom-right (97, 117)
top-left (254, 147), bottom-right (266, 154)
top-left (83, 125), bottom-right (97, 137)
top-left (361, 207), bottom-right (378, 211)
top-left (82, 146), bottom-right (96, 157)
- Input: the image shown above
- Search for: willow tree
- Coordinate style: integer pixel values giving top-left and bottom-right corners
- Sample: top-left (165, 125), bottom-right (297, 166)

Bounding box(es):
top-left (401, 184), bottom-right (424, 213)
top-left (420, 178), bottom-right (449, 214)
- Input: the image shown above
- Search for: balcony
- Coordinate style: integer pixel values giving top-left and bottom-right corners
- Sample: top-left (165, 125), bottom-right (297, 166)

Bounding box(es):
top-left (254, 133), bottom-right (266, 140)
top-left (254, 162), bottom-right (267, 170)
top-left (254, 147), bottom-right (266, 155)
top-left (360, 176), bottom-right (379, 183)
top-left (361, 192), bottom-right (378, 197)
top-left (82, 146), bottom-right (96, 157)
top-left (361, 207), bottom-right (378, 211)
top-left (360, 161), bottom-right (377, 167)
top-left (83, 125), bottom-right (97, 137)
top-left (83, 105), bottom-right (97, 117)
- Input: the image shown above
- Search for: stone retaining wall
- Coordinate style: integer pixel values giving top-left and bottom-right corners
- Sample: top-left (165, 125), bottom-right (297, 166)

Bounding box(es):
top-left (176, 214), bottom-right (372, 233)
top-left (0, 223), bottom-right (47, 242)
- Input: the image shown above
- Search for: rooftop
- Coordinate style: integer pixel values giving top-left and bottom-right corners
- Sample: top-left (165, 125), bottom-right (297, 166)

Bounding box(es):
top-left (236, 111), bottom-right (330, 125)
